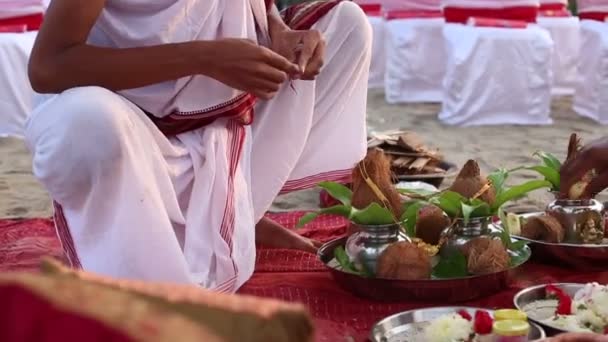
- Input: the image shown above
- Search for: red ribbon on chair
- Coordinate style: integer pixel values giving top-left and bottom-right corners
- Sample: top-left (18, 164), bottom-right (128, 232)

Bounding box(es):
top-left (579, 12), bottom-right (608, 22)
top-left (0, 13), bottom-right (43, 31)
top-left (538, 2), bottom-right (570, 17)
top-left (467, 17), bottom-right (528, 28)
top-left (357, 3), bottom-right (382, 16)
top-left (444, 6), bottom-right (538, 24)
top-left (385, 9), bottom-right (443, 20)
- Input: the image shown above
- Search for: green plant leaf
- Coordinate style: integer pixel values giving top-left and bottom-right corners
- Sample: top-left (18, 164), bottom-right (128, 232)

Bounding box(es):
top-left (432, 251), bottom-right (469, 278)
top-left (526, 166), bottom-right (560, 190)
top-left (509, 240), bottom-right (528, 252)
top-left (401, 201), bottom-right (425, 237)
top-left (350, 203), bottom-right (395, 225)
top-left (334, 246), bottom-right (361, 275)
top-left (534, 151), bottom-right (562, 171)
top-left (461, 201), bottom-right (492, 225)
top-left (430, 191), bottom-right (466, 218)
top-left (509, 248), bottom-right (530, 267)
top-left (487, 168), bottom-right (510, 196)
top-left (318, 181), bottom-right (353, 206)
top-left (492, 180), bottom-right (552, 212)
top-left (296, 205), bottom-right (352, 228)
top-left (398, 188), bottom-right (438, 198)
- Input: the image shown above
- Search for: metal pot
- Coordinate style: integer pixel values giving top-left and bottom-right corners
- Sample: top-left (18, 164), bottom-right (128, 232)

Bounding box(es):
top-left (439, 217), bottom-right (493, 258)
top-left (546, 198), bottom-right (605, 244)
top-left (345, 222), bottom-right (409, 275)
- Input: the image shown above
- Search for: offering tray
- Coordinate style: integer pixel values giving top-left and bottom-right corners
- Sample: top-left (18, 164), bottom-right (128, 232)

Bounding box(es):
top-left (495, 212), bottom-right (608, 271)
top-left (370, 306), bottom-right (546, 342)
top-left (318, 237), bottom-right (531, 302)
top-left (514, 283), bottom-right (584, 336)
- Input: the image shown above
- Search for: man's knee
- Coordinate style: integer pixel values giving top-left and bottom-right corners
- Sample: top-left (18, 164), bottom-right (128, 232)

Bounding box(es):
top-left (25, 87), bottom-right (130, 199)
top-left (332, 2), bottom-right (372, 54)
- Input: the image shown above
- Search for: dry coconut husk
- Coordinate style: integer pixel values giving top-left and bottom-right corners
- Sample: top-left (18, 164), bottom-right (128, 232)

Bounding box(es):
top-left (351, 149), bottom-right (403, 218)
top-left (449, 160), bottom-right (496, 204)
top-left (376, 242), bottom-right (432, 280)
top-left (521, 215), bottom-right (565, 243)
top-left (416, 205), bottom-right (450, 245)
top-left (462, 237), bottom-right (510, 275)
top-left (562, 133), bottom-right (596, 200)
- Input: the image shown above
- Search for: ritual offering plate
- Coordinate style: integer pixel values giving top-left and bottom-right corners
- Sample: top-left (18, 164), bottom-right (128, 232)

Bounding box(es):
top-left (496, 212), bottom-right (608, 271)
top-left (367, 130), bottom-right (456, 187)
top-left (514, 283), bottom-right (608, 335)
top-left (318, 237), bottom-right (531, 302)
top-left (370, 307), bottom-right (546, 342)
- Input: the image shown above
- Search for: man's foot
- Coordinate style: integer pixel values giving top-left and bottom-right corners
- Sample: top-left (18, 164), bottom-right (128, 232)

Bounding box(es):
top-left (255, 217), bottom-right (322, 253)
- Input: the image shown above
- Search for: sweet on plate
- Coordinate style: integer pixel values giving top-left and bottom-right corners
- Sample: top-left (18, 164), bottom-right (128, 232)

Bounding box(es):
top-left (423, 310), bottom-right (494, 342)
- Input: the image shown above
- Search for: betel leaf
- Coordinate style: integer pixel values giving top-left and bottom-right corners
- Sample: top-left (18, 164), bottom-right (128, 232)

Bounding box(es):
top-left (509, 240), bottom-right (528, 252)
top-left (509, 248), bottom-right (529, 267)
top-left (401, 200), bottom-right (426, 237)
top-left (350, 203), bottom-right (395, 225)
top-left (534, 151), bottom-right (562, 171)
top-left (296, 204), bottom-right (352, 228)
top-left (487, 168), bottom-right (510, 196)
top-left (461, 201), bottom-right (492, 225)
top-left (492, 180), bottom-right (552, 211)
top-left (432, 251), bottom-right (468, 278)
top-left (334, 246), bottom-right (362, 275)
top-left (430, 191), bottom-right (466, 218)
top-left (318, 181), bottom-right (353, 206)
top-left (526, 166), bottom-right (560, 190)
top-left (398, 188), bottom-right (438, 198)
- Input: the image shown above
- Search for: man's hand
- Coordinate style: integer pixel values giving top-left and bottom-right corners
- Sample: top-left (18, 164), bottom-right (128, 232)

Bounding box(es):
top-left (270, 29), bottom-right (326, 80)
top-left (256, 217), bottom-right (322, 253)
top-left (560, 136), bottom-right (608, 199)
top-left (205, 39), bottom-right (300, 99)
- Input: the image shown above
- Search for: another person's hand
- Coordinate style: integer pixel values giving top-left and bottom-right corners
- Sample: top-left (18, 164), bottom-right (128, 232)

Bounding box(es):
top-left (204, 39), bottom-right (299, 99)
top-left (560, 136), bottom-right (608, 199)
top-left (539, 332), bottom-right (608, 342)
top-left (270, 29), bottom-right (326, 80)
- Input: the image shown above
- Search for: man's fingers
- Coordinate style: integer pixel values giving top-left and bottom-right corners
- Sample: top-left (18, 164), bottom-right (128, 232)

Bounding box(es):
top-left (560, 156), bottom-right (594, 197)
top-left (302, 38), bottom-right (325, 79)
top-left (262, 46), bottom-right (300, 75)
top-left (297, 33), bottom-right (318, 72)
top-left (582, 168), bottom-right (608, 198)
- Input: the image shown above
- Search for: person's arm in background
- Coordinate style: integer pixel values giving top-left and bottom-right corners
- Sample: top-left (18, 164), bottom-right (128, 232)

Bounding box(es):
top-left (29, 0), bottom-right (299, 99)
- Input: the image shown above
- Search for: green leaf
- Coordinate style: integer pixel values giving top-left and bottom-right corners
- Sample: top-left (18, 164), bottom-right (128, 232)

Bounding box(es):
top-left (334, 246), bottom-right (361, 275)
top-left (401, 201), bottom-right (425, 237)
top-left (461, 202), bottom-right (476, 226)
top-left (534, 151), bottom-right (562, 171)
top-left (350, 203), bottom-right (395, 225)
top-left (487, 168), bottom-right (510, 196)
top-left (296, 205), bottom-right (352, 228)
top-left (430, 191), bottom-right (466, 218)
top-left (432, 251), bottom-right (469, 278)
top-left (509, 240), bottom-right (528, 252)
top-left (492, 180), bottom-right (552, 212)
top-left (526, 166), bottom-right (560, 190)
top-left (461, 201), bottom-right (492, 225)
top-left (318, 181), bottom-right (353, 206)
top-left (398, 188), bottom-right (438, 198)
top-left (509, 248), bottom-right (530, 267)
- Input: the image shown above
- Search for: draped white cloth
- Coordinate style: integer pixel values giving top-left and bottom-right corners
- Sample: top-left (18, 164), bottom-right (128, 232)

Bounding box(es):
top-left (26, 1), bottom-right (370, 292)
top-left (442, 0), bottom-right (539, 8)
top-left (439, 24), bottom-right (553, 126)
top-left (384, 17), bottom-right (445, 103)
top-left (537, 17), bottom-right (580, 95)
top-left (0, 31), bottom-right (37, 138)
top-left (0, 0), bottom-right (44, 19)
top-left (578, 0), bottom-right (608, 13)
top-left (367, 16), bottom-right (385, 89)
top-left (574, 20), bottom-right (608, 123)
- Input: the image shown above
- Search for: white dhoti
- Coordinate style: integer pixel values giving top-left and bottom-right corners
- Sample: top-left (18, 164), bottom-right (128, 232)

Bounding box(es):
top-left (25, 2), bottom-right (370, 292)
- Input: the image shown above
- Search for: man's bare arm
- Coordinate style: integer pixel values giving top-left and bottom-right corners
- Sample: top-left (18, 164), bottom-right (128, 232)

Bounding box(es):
top-left (29, 0), bottom-right (299, 98)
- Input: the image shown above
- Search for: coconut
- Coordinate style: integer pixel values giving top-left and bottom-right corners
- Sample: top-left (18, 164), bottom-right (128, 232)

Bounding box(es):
top-left (416, 205), bottom-right (451, 245)
top-left (462, 237), bottom-right (510, 275)
top-left (351, 149), bottom-right (403, 218)
top-left (521, 215), bottom-right (565, 243)
top-left (376, 242), bottom-right (432, 280)
top-left (449, 160), bottom-right (496, 204)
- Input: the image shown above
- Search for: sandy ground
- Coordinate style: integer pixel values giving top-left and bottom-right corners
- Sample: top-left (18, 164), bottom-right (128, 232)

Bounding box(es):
top-left (1, 92), bottom-right (606, 219)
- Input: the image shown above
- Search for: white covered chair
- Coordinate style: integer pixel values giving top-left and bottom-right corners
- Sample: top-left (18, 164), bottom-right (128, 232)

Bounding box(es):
top-left (537, 0), bottom-right (579, 95)
top-left (383, 0), bottom-right (445, 103)
top-left (439, 0), bottom-right (554, 126)
top-left (0, 0), bottom-right (45, 138)
top-left (354, 2), bottom-right (386, 89)
top-left (573, 0), bottom-right (608, 123)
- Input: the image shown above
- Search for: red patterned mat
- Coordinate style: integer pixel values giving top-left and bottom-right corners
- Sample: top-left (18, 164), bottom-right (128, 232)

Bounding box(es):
top-left (1, 213), bottom-right (607, 341)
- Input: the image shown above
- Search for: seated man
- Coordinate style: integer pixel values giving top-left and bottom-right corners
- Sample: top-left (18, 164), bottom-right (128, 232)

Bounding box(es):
top-left (26, 0), bottom-right (371, 292)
